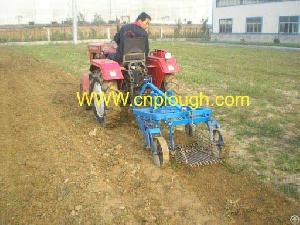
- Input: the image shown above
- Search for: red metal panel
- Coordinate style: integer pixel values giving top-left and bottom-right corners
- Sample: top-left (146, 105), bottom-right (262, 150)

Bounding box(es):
top-left (147, 50), bottom-right (180, 89)
top-left (161, 58), bottom-right (180, 74)
top-left (91, 59), bottom-right (124, 80)
top-left (80, 73), bottom-right (90, 93)
top-left (88, 42), bottom-right (117, 62)
top-left (88, 42), bottom-right (117, 55)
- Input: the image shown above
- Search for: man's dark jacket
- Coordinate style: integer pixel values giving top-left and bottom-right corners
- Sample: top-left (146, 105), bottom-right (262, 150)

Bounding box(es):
top-left (113, 22), bottom-right (149, 62)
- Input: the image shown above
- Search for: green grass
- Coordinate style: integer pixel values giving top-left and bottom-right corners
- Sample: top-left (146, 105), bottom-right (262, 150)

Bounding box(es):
top-left (279, 183), bottom-right (300, 201)
top-left (16, 41), bottom-right (300, 200)
top-left (16, 43), bottom-right (90, 76)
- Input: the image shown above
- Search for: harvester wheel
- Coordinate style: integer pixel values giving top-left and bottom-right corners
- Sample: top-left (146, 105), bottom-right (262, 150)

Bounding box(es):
top-left (152, 136), bottom-right (170, 167)
top-left (164, 75), bottom-right (179, 94)
top-left (210, 129), bottom-right (226, 159)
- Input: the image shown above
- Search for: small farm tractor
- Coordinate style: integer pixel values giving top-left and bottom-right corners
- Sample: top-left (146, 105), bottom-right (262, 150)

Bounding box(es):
top-left (80, 38), bottom-right (225, 167)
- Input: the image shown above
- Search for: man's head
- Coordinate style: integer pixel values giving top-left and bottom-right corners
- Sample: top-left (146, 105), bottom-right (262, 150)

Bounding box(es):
top-left (136, 12), bottom-right (151, 30)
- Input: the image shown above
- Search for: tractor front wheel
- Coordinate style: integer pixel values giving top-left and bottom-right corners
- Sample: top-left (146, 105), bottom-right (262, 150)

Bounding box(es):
top-left (91, 79), bottom-right (118, 124)
top-left (91, 80), bottom-right (105, 124)
top-left (80, 83), bottom-right (92, 110)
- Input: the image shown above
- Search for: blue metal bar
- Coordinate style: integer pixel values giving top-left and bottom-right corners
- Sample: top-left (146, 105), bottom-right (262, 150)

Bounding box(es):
top-left (139, 82), bottom-right (182, 110)
top-left (169, 125), bottom-right (175, 150)
top-left (133, 108), bottom-right (212, 121)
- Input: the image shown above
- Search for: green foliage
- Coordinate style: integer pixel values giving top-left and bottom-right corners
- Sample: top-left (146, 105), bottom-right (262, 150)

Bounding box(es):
top-left (77, 12), bottom-right (87, 25)
top-left (62, 18), bottom-right (73, 25)
top-left (174, 20), bottom-right (183, 38)
top-left (92, 14), bottom-right (106, 25)
top-left (88, 28), bottom-right (97, 39)
top-left (273, 38), bottom-right (280, 44)
top-left (278, 183), bottom-right (300, 200)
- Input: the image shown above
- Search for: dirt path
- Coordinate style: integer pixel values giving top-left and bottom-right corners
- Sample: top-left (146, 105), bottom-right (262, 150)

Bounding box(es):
top-left (0, 47), bottom-right (299, 225)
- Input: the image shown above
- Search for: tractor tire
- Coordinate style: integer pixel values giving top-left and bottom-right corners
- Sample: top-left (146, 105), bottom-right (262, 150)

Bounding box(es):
top-left (164, 75), bottom-right (180, 95)
top-left (91, 79), bottom-right (105, 124)
top-left (80, 83), bottom-right (92, 110)
top-left (91, 79), bottom-right (118, 125)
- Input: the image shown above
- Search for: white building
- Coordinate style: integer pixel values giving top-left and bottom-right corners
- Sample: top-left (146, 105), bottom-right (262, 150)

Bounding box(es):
top-left (212, 0), bottom-right (300, 44)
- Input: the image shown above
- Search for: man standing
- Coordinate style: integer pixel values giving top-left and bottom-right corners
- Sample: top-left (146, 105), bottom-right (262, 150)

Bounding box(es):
top-left (112, 12), bottom-right (151, 63)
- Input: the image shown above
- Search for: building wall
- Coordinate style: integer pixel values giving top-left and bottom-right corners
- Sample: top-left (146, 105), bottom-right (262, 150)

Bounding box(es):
top-left (212, 1), bottom-right (300, 34)
top-left (211, 33), bottom-right (300, 44)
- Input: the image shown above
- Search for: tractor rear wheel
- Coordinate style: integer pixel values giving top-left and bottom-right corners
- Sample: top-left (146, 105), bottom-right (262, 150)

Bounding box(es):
top-left (151, 136), bottom-right (170, 167)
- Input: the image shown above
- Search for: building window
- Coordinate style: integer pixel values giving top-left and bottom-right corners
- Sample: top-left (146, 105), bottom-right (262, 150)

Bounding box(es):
top-left (279, 16), bottom-right (299, 33)
top-left (246, 17), bottom-right (262, 33)
top-left (217, 0), bottom-right (240, 7)
top-left (219, 19), bottom-right (233, 33)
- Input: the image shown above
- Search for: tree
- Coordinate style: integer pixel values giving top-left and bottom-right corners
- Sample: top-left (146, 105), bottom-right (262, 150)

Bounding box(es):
top-left (77, 12), bottom-right (87, 25)
top-left (51, 21), bottom-right (59, 26)
top-left (92, 14), bottom-right (106, 25)
top-left (174, 19), bottom-right (183, 37)
top-left (201, 18), bottom-right (209, 40)
top-left (62, 18), bottom-right (72, 25)
top-left (202, 18), bottom-right (208, 34)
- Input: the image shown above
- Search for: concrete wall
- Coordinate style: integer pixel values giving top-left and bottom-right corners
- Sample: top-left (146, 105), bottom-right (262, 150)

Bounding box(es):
top-left (212, 1), bottom-right (300, 33)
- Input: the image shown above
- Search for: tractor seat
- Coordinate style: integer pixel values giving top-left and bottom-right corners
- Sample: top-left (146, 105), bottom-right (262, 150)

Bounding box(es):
top-left (122, 37), bottom-right (146, 64)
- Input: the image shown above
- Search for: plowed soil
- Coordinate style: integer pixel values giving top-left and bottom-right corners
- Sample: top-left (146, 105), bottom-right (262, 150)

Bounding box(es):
top-left (0, 47), bottom-right (299, 225)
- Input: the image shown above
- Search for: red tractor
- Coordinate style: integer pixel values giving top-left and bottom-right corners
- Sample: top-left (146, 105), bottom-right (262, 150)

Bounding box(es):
top-left (80, 39), bottom-right (226, 167)
top-left (80, 38), bottom-right (180, 123)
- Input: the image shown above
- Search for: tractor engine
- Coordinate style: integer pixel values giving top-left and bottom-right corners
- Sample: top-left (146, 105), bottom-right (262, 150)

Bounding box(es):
top-left (123, 62), bottom-right (150, 102)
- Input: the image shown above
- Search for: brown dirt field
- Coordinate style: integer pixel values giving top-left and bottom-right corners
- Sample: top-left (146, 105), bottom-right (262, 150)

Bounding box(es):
top-left (0, 47), bottom-right (299, 225)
